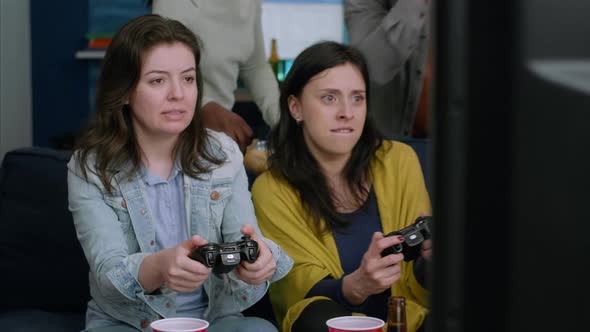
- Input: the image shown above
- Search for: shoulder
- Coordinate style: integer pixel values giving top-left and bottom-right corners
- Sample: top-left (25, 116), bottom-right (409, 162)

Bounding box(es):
top-left (205, 129), bottom-right (241, 161)
top-left (251, 171), bottom-right (277, 197)
top-left (67, 149), bottom-right (136, 192)
top-left (375, 140), bottom-right (419, 163)
top-left (205, 129), bottom-right (244, 177)
top-left (67, 150), bottom-right (97, 178)
top-left (252, 171), bottom-right (296, 202)
top-left (66, 150), bottom-right (109, 191)
top-left (372, 140), bottom-right (421, 175)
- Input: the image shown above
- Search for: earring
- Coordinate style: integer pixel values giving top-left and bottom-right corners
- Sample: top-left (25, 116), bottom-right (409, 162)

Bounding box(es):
top-left (295, 118), bottom-right (303, 125)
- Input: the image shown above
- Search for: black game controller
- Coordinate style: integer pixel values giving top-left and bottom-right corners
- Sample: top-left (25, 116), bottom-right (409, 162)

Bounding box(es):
top-left (189, 236), bottom-right (259, 274)
top-left (381, 216), bottom-right (433, 261)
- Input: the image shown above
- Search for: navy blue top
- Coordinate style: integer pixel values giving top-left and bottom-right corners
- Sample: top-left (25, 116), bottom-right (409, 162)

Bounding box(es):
top-left (307, 189), bottom-right (390, 320)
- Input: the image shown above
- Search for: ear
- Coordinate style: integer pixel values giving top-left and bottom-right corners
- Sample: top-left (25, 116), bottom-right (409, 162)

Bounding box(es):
top-left (287, 95), bottom-right (302, 122)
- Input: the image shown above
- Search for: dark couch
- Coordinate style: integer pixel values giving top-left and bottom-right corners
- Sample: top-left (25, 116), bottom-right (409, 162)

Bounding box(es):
top-left (0, 139), bottom-right (429, 331)
top-left (0, 148), bottom-right (87, 331)
top-left (0, 147), bottom-right (276, 331)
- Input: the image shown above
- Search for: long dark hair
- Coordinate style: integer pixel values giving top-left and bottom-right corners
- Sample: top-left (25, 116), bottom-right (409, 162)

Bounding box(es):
top-left (268, 41), bottom-right (383, 233)
top-left (74, 14), bottom-right (224, 192)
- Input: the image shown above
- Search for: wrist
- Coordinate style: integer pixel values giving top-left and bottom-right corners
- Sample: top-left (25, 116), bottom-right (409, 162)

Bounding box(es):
top-left (140, 252), bottom-right (165, 292)
top-left (342, 272), bottom-right (367, 305)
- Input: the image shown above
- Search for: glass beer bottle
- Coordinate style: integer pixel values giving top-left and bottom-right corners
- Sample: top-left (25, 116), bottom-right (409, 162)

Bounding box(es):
top-left (268, 38), bottom-right (280, 80)
top-left (387, 296), bottom-right (407, 332)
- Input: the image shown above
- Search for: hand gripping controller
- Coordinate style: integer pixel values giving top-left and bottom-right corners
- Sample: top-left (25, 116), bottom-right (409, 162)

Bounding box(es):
top-left (381, 216), bottom-right (433, 261)
top-left (189, 236), bottom-right (259, 274)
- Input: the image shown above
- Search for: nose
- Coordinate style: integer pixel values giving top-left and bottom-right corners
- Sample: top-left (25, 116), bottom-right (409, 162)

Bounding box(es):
top-left (167, 79), bottom-right (184, 100)
top-left (337, 100), bottom-right (355, 120)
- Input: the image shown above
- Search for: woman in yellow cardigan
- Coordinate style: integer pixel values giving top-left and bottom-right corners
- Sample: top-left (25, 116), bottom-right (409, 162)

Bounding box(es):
top-left (252, 41), bottom-right (431, 332)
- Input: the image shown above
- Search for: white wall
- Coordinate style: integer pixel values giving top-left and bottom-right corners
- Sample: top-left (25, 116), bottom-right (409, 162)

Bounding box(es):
top-left (0, 0), bottom-right (32, 162)
top-left (261, 2), bottom-right (344, 59)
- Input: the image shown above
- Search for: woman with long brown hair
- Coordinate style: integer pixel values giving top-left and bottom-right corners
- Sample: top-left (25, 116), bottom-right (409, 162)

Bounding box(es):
top-left (68, 14), bottom-right (291, 332)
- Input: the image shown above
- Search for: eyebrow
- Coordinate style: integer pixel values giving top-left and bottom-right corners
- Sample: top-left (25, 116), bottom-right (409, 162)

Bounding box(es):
top-left (144, 67), bottom-right (196, 76)
top-left (319, 88), bottom-right (366, 94)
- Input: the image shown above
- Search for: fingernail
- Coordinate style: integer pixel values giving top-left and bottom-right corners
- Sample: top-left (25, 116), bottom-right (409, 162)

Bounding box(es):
top-left (398, 236), bottom-right (405, 242)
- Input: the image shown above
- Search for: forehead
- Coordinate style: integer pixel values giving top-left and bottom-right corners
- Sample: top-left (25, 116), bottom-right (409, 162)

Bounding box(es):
top-left (140, 42), bottom-right (195, 71)
top-left (305, 63), bottom-right (365, 91)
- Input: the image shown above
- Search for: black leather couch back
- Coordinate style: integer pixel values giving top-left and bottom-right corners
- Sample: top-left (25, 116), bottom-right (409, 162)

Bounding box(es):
top-left (0, 148), bottom-right (89, 313)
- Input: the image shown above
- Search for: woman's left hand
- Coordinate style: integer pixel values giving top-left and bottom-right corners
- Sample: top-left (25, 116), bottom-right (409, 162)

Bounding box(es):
top-left (235, 224), bottom-right (276, 285)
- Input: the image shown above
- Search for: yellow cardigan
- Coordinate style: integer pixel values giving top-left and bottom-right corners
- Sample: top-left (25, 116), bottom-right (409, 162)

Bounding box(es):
top-left (252, 141), bottom-right (431, 332)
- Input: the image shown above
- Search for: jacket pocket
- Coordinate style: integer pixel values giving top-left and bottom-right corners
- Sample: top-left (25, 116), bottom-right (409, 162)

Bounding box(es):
top-left (209, 180), bottom-right (233, 229)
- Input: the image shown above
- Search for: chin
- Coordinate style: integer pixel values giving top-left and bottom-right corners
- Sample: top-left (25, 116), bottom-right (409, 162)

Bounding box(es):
top-left (324, 145), bottom-right (356, 156)
top-left (161, 125), bottom-right (190, 136)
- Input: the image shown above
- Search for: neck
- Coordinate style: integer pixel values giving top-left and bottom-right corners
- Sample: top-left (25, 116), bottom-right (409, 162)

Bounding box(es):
top-left (317, 157), bottom-right (348, 185)
top-left (317, 156), bottom-right (355, 212)
top-left (316, 153), bottom-right (371, 213)
top-left (137, 132), bottom-right (179, 179)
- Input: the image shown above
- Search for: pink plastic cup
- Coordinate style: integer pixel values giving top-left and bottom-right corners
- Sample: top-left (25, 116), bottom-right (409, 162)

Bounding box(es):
top-left (326, 316), bottom-right (384, 332)
top-left (150, 318), bottom-right (209, 332)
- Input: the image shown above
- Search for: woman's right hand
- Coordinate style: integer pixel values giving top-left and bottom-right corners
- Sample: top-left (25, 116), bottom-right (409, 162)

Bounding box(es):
top-left (342, 232), bottom-right (405, 305)
top-left (140, 235), bottom-right (212, 293)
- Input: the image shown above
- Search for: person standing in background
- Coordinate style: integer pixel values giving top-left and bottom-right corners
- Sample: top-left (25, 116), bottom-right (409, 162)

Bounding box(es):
top-left (345, 0), bottom-right (431, 138)
top-left (153, 0), bottom-right (280, 152)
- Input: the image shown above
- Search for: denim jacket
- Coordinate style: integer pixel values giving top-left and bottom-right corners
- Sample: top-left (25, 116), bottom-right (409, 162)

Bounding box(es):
top-left (67, 131), bottom-right (293, 331)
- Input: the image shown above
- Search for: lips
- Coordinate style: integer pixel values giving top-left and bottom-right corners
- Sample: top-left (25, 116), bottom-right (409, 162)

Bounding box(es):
top-left (162, 109), bottom-right (186, 115)
top-left (330, 128), bottom-right (354, 133)
top-left (162, 109), bottom-right (187, 120)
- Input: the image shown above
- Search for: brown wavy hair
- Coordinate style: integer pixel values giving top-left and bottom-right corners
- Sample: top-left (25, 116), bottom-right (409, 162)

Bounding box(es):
top-left (267, 41), bottom-right (383, 233)
top-left (74, 14), bottom-right (224, 192)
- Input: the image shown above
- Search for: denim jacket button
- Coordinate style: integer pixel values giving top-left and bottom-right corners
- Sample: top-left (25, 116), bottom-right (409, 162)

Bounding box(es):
top-left (210, 191), bottom-right (220, 201)
top-left (149, 295), bottom-right (155, 301)
top-left (165, 302), bottom-right (171, 308)
top-left (140, 319), bottom-right (150, 329)
top-left (150, 240), bottom-right (155, 246)
top-left (141, 209), bottom-right (146, 215)
top-left (121, 199), bottom-right (127, 209)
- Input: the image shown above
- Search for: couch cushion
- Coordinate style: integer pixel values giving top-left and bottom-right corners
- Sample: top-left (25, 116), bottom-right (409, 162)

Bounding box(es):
top-left (0, 309), bottom-right (85, 332)
top-left (0, 148), bottom-right (89, 313)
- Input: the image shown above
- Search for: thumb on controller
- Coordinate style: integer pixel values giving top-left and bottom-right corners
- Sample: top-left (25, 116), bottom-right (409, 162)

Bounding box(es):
top-left (240, 224), bottom-right (258, 240)
top-left (181, 235), bottom-right (208, 253)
